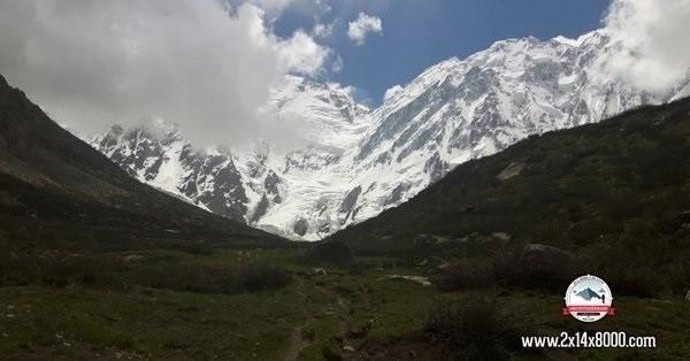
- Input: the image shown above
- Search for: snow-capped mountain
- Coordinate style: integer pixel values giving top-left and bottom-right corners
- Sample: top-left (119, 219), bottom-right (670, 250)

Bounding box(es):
top-left (91, 29), bottom-right (689, 241)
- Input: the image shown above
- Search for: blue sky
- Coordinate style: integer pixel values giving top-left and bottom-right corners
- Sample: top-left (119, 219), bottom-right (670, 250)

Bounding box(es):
top-left (274, 0), bottom-right (612, 104)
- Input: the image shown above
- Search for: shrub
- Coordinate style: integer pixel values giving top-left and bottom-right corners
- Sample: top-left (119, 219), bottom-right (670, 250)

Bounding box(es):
top-left (130, 263), bottom-right (291, 294)
top-left (38, 254), bottom-right (123, 287)
top-left (424, 298), bottom-right (523, 360)
top-left (600, 265), bottom-right (671, 298)
top-left (237, 265), bottom-right (292, 292)
top-left (0, 250), bottom-right (123, 288)
top-left (306, 241), bottom-right (355, 266)
top-left (493, 245), bottom-right (580, 291)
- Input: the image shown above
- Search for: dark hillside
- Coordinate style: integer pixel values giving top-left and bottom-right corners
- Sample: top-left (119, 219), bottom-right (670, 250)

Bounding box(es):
top-left (329, 98), bottom-right (690, 295)
top-left (0, 74), bottom-right (286, 251)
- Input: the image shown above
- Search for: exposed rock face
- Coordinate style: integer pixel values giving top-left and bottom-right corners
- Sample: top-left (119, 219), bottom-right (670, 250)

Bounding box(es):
top-left (95, 123), bottom-right (250, 221)
top-left (339, 186), bottom-right (362, 224)
top-left (293, 218), bottom-right (309, 237)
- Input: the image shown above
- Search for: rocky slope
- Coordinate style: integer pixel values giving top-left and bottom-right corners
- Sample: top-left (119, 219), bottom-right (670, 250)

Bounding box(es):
top-left (90, 30), bottom-right (689, 241)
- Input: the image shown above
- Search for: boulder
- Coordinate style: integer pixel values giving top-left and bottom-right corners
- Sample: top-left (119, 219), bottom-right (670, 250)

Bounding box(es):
top-left (497, 162), bottom-right (524, 181)
top-left (518, 243), bottom-right (576, 281)
top-left (312, 267), bottom-right (328, 276)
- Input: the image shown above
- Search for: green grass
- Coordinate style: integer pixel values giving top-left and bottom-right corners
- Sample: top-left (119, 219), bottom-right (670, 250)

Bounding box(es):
top-left (329, 98), bottom-right (690, 298)
top-left (0, 286), bottom-right (303, 359)
top-left (2, 99), bottom-right (690, 359)
top-left (2, 250), bottom-right (690, 359)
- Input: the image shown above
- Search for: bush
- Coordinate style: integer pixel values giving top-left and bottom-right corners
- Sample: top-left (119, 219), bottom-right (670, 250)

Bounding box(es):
top-left (130, 263), bottom-right (291, 294)
top-left (493, 245), bottom-right (580, 291)
top-left (306, 241), bottom-right (355, 266)
top-left (37, 254), bottom-right (123, 287)
top-left (600, 265), bottom-right (671, 298)
top-left (424, 298), bottom-right (523, 360)
top-left (433, 259), bottom-right (493, 291)
top-left (589, 219), bottom-right (689, 297)
top-left (237, 265), bottom-right (292, 292)
top-left (0, 250), bottom-right (123, 288)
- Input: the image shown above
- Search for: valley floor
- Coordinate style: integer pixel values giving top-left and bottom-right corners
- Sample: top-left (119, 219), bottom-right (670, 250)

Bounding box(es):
top-left (1, 248), bottom-right (689, 360)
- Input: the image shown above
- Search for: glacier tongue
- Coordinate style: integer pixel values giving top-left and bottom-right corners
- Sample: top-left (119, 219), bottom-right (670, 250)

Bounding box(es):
top-left (90, 30), bottom-right (689, 241)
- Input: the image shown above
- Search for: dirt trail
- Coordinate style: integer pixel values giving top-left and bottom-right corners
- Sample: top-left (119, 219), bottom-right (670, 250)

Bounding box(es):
top-left (284, 316), bottom-right (314, 361)
top-left (283, 279), bottom-right (352, 361)
top-left (283, 279), bottom-right (313, 361)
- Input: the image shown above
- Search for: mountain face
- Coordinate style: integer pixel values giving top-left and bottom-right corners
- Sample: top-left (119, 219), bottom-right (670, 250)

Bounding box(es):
top-left (90, 30), bottom-right (689, 241)
top-left (0, 73), bottom-right (283, 249)
top-left (326, 97), bottom-right (690, 285)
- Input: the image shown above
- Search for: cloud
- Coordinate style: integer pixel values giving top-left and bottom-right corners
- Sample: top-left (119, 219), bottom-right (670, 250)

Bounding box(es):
top-left (383, 85), bottom-right (403, 102)
top-left (347, 12), bottom-right (382, 46)
top-left (313, 22), bottom-right (335, 38)
top-left (602, 0), bottom-right (690, 94)
top-left (0, 0), bottom-right (332, 146)
top-left (330, 54), bottom-right (344, 73)
top-left (276, 30), bottom-right (331, 74)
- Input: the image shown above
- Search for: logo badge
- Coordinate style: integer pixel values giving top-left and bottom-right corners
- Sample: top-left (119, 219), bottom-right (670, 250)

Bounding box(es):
top-left (563, 274), bottom-right (615, 322)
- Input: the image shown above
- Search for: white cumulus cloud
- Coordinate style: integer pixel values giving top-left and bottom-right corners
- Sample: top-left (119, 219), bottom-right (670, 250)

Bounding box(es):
top-left (347, 12), bottom-right (382, 46)
top-left (0, 0), bottom-right (333, 146)
top-left (603, 0), bottom-right (690, 95)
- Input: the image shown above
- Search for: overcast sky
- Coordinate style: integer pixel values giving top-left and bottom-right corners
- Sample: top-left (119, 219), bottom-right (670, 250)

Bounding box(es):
top-left (0, 0), bottom-right (688, 146)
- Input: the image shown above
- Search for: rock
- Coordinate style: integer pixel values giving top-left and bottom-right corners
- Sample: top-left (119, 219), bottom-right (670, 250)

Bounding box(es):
top-left (122, 254), bottom-right (144, 262)
top-left (424, 152), bottom-right (450, 182)
top-left (263, 171), bottom-right (282, 197)
top-left (312, 267), bottom-right (328, 276)
top-left (249, 194), bottom-right (270, 223)
top-left (437, 263), bottom-right (451, 270)
top-left (293, 218), bottom-right (309, 236)
top-left (385, 183), bottom-right (410, 206)
top-left (519, 243), bottom-right (575, 280)
top-left (339, 186), bottom-right (362, 215)
top-left (343, 345), bottom-right (355, 352)
top-left (497, 162), bottom-right (524, 181)
top-left (685, 290), bottom-right (690, 301)
top-left (491, 232), bottom-right (512, 243)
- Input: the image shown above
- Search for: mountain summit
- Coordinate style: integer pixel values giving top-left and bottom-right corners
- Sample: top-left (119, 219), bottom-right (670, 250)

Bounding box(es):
top-left (91, 30), bottom-right (689, 240)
